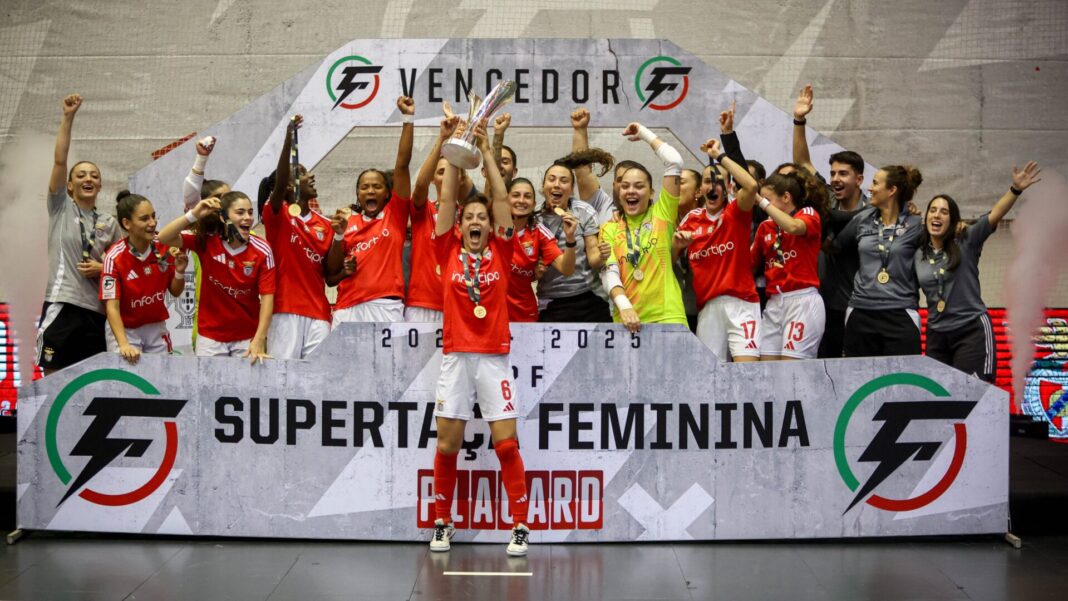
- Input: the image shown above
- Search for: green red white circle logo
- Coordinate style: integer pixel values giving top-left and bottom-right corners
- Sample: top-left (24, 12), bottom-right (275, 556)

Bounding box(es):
top-left (326, 55), bottom-right (382, 110)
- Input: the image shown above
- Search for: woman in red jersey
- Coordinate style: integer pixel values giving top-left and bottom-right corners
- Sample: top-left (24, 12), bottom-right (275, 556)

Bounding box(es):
top-left (674, 139), bottom-right (760, 362)
top-left (100, 191), bottom-right (187, 364)
top-left (748, 171), bottom-right (828, 360)
top-left (262, 115), bottom-right (333, 359)
top-left (159, 192), bottom-right (275, 363)
top-left (507, 177), bottom-right (577, 322)
top-left (327, 96), bottom-right (415, 326)
top-left (427, 118), bottom-right (530, 557)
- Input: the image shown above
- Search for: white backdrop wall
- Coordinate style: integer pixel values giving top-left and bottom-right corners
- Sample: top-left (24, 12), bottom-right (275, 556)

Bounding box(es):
top-left (0, 0), bottom-right (1065, 306)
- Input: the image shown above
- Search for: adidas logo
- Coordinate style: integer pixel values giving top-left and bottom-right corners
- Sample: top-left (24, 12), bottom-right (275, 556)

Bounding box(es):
top-left (126, 270), bottom-right (139, 281)
top-left (517, 494), bottom-right (528, 504)
top-left (434, 493), bottom-right (447, 501)
top-left (785, 341), bottom-right (796, 351)
top-left (213, 253), bottom-right (227, 264)
top-left (502, 402), bottom-right (514, 413)
top-left (745, 340), bottom-right (757, 350)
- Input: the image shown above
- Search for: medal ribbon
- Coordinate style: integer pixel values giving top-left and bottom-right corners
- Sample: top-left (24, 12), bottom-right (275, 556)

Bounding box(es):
top-left (928, 248), bottom-right (947, 309)
top-left (461, 248), bottom-right (483, 305)
top-left (76, 204), bottom-right (98, 261)
top-left (623, 216), bottom-right (649, 269)
top-left (876, 212), bottom-right (906, 275)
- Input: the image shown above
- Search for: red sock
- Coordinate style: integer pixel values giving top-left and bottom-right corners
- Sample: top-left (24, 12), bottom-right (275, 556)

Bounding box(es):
top-left (434, 449), bottom-right (458, 523)
top-left (494, 438), bottom-right (528, 526)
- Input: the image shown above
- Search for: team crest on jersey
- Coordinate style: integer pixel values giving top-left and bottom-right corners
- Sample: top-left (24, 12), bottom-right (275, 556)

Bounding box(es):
top-left (522, 241), bottom-right (534, 256)
top-left (314, 226), bottom-right (325, 241)
top-left (242, 261), bottom-right (255, 276)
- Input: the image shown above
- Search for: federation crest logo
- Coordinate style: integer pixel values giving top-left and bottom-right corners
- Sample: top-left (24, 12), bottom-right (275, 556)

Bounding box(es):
top-left (834, 373), bottom-right (976, 513)
top-left (46, 369), bottom-right (187, 507)
top-left (634, 55), bottom-right (692, 111)
top-left (327, 55), bottom-right (383, 110)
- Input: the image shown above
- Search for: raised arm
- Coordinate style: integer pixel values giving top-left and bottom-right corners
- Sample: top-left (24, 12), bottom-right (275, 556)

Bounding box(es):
top-left (159, 197), bottom-right (220, 249)
top-left (718, 100), bottom-right (748, 168)
top-left (50, 94), bottom-right (82, 195)
top-left (413, 117), bottom-right (452, 209)
top-left (475, 120), bottom-right (512, 234)
top-left (492, 112), bottom-right (510, 167)
top-left (989, 161), bottom-right (1041, 227)
top-left (792, 85), bottom-right (817, 176)
top-left (570, 107), bottom-right (601, 201)
top-left (393, 96), bottom-right (416, 199)
top-left (622, 122), bottom-right (682, 197)
top-left (184, 136), bottom-right (216, 209)
top-left (701, 138), bottom-right (759, 211)
top-left (270, 116), bottom-right (301, 214)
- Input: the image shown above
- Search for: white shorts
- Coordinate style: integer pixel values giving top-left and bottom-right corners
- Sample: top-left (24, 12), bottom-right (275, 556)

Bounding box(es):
top-left (332, 298), bottom-right (405, 328)
top-left (435, 352), bottom-right (519, 422)
top-left (761, 287), bottom-right (825, 359)
top-left (106, 321), bottom-right (173, 354)
top-left (196, 335), bottom-right (251, 357)
top-left (403, 306), bottom-right (444, 324)
top-left (268, 313), bottom-right (330, 360)
top-left (696, 296), bottom-right (762, 361)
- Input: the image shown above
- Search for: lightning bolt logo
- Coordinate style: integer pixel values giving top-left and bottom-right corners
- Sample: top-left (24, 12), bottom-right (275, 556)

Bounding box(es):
top-left (844, 400), bottom-right (976, 512)
top-left (59, 397), bottom-right (186, 506)
top-left (634, 56), bottom-right (692, 111)
top-left (326, 55), bottom-right (382, 110)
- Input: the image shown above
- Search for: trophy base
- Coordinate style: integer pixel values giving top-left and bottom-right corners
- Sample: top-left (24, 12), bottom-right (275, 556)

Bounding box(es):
top-left (441, 139), bottom-right (481, 170)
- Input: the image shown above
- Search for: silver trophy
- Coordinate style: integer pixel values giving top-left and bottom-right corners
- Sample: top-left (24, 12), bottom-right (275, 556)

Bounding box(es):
top-left (441, 80), bottom-right (517, 169)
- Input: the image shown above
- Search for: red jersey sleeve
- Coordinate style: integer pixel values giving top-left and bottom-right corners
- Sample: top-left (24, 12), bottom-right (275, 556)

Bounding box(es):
top-left (99, 240), bottom-right (124, 301)
top-left (249, 237), bottom-right (278, 295)
top-left (181, 231), bottom-right (205, 255)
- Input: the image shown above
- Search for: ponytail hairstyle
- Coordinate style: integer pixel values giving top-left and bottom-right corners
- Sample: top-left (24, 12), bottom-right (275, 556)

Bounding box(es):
top-left (762, 171), bottom-right (829, 222)
top-left (507, 177), bottom-right (539, 226)
top-left (918, 194), bottom-right (962, 271)
top-left (115, 190), bottom-right (150, 231)
top-left (553, 148), bottom-right (615, 177)
top-left (881, 165), bottom-right (924, 210)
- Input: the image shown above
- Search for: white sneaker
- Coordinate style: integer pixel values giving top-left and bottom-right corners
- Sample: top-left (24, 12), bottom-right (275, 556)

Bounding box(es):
top-left (430, 519), bottom-right (455, 552)
top-left (506, 523), bottom-right (530, 556)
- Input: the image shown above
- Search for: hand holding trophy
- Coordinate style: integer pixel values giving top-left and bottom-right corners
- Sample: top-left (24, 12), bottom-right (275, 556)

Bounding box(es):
top-left (441, 79), bottom-right (517, 169)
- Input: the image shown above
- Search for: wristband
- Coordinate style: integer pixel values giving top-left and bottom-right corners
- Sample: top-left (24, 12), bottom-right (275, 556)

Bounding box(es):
top-left (612, 294), bottom-right (633, 311)
top-left (715, 152), bottom-right (728, 164)
top-left (184, 210), bottom-right (198, 224)
top-left (793, 118), bottom-right (807, 126)
top-left (635, 124), bottom-right (656, 144)
top-left (758, 197), bottom-right (771, 211)
top-left (401, 114), bottom-right (414, 124)
top-left (333, 232), bottom-right (345, 242)
top-left (565, 240), bottom-right (578, 248)
top-left (192, 154), bottom-right (208, 175)
top-left (1009, 186), bottom-right (1023, 196)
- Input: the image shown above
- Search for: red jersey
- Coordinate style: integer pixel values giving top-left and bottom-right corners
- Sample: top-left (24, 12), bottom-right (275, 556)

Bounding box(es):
top-left (436, 232), bottom-right (513, 355)
top-left (181, 232), bottom-right (276, 342)
top-left (508, 223), bottom-right (562, 322)
top-left (335, 193), bottom-right (411, 310)
top-left (262, 201), bottom-right (332, 321)
top-left (750, 208), bottom-right (822, 294)
top-left (100, 238), bottom-right (175, 329)
top-left (678, 201), bottom-right (758, 305)
top-left (405, 201), bottom-right (444, 312)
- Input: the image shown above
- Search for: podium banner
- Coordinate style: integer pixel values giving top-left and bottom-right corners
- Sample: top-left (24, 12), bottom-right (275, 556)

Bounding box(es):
top-left (17, 323), bottom-right (1007, 542)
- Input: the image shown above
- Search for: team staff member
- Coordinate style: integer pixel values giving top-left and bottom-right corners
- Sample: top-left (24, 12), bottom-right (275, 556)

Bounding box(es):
top-left (428, 118), bottom-right (531, 557)
top-left (917, 162), bottom-right (1041, 381)
top-left (599, 122), bottom-right (686, 331)
top-left (749, 173), bottom-right (827, 360)
top-left (507, 177), bottom-right (577, 321)
top-left (100, 192), bottom-right (187, 364)
top-left (833, 166), bottom-right (925, 357)
top-left (675, 139), bottom-right (761, 362)
top-left (159, 193), bottom-right (275, 362)
top-left (263, 115), bottom-right (333, 359)
top-left (328, 96), bottom-right (415, 325)
top-left (38, 94), bottom-right (121, 374)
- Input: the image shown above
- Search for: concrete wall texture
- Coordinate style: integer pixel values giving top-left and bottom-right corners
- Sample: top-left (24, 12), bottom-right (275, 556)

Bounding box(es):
top-left (1, 0), bottom-right (1065, 307)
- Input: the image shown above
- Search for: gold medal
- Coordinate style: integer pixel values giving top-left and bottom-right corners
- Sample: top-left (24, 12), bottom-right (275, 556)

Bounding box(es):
top-left (435, 264), bottom-right (441, 276)
top-left (632, 268), bottom-right (644, 282)
top-left (877, 270), bottom-right (890, 284)
top-left (936, 299), bottom-right (946, 313)
top-left (473, 305), bottom-right (487, 319)
top-left (288, 204), bottom-right (301, 217)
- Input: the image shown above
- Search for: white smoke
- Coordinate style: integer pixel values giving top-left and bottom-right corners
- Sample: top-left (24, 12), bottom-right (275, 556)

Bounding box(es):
top-left (0, 135), bottom-right (51, 387)
top-left (1006, 170), bottom-right (1068, 412)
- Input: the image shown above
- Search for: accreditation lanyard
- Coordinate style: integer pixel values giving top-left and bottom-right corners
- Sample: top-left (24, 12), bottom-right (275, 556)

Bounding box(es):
top-left (76, 204), bottom-right (98, 261)
top-left (461, 248), bottom-right (483, 305)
